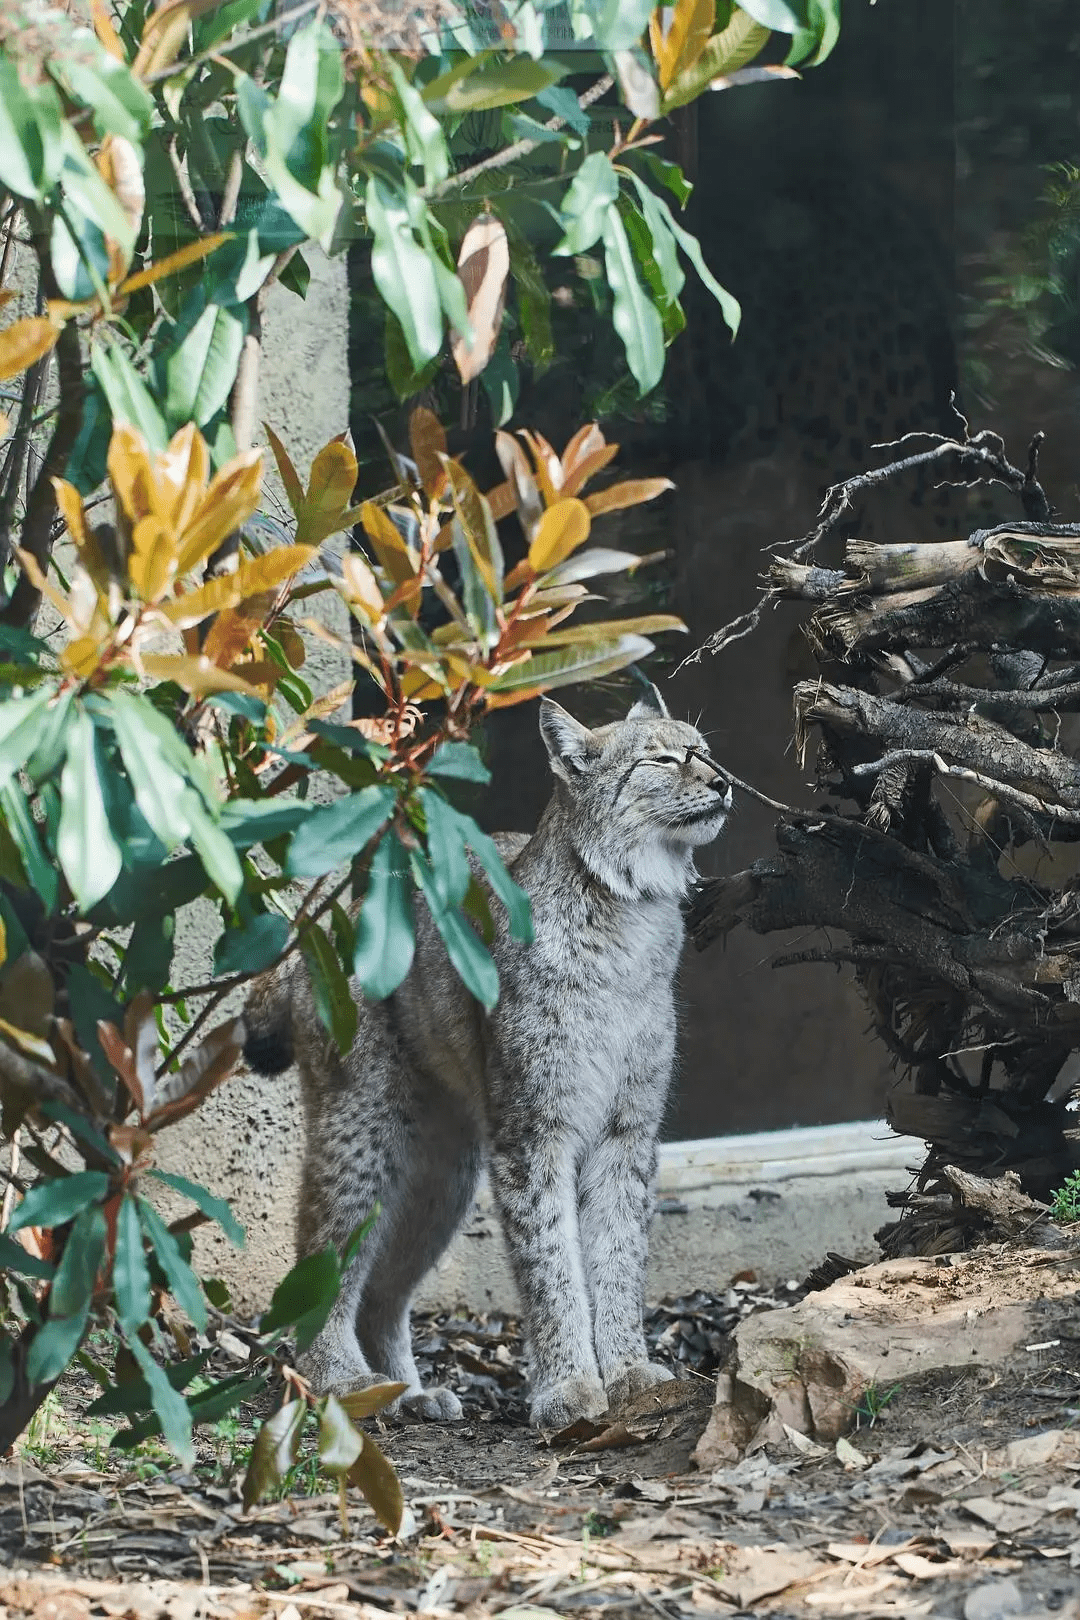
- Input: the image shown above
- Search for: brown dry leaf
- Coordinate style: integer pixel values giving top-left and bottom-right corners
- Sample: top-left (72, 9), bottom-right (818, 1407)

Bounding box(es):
top-left (891, 1551), bottom-right (967, 1579)
top-left (827, 1541), bottom-right (909, 1569)
top-left (120, 234), bottom-right (234, 298)
top-left (0, 316), bottom-right (62, 383)
top-left (718, 1545), bottom-right (826, 1608)
top-left (453, 214), bottom-right (510, 383)
top-left (96, 1020), bottom-right (142, 1114)
top-left (337, 1382), bottom-right (407, 1420)
top-left (139, 654), bottom-right (264, 697)
top-left (963, 1496), bottom-right (1046, 1534)
top-left (583, 477), bottom-right (674, 515)
top-left (408, 406), bottom-right (448, 498)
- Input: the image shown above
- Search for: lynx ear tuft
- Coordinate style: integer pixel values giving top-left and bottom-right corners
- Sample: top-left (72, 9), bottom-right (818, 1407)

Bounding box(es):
top-left (627, 681), bottom-right (670, 721)
top-left (539, 697), bottom-right (599, 781)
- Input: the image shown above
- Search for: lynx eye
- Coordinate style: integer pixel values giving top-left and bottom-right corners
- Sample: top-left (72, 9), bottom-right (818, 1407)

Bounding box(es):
top-left (651, 754), bottom-right (682, 767)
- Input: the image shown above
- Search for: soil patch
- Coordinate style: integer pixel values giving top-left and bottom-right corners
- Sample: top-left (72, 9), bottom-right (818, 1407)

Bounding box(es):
top-left (3, 1257), bottom-right (1080, 1617)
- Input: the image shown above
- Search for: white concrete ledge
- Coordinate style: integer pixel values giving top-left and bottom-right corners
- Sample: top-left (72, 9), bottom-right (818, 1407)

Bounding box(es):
top-left (415, 1119), bottom-right (918, 1313)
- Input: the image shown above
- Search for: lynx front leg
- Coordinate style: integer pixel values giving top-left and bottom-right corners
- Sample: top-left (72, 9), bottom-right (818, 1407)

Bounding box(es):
top-left (578, 1034), bottom-right (675, 1410)
top-left (489, 1120), bottom-right (607, 1430)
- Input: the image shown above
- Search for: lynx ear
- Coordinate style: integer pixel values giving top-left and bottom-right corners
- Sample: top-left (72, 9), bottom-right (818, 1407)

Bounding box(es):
top-left (627, 681), bottom-right (670, 721)
top-left (539, 697), bottom-right (598, 781)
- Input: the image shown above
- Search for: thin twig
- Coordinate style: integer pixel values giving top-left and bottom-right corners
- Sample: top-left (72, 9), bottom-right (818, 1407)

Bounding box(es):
top-left (429, 75), bottom-right (614, 199)
top-left (850, 748), bottom-right (1080, 823)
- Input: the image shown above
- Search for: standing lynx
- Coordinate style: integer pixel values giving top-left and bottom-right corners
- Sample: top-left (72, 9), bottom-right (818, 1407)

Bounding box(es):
top-left (243, 686), bottom-right (730, 1428)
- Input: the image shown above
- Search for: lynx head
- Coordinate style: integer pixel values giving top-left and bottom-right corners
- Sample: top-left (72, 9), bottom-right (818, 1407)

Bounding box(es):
top-left (538, 684), bottom-right (731, 900)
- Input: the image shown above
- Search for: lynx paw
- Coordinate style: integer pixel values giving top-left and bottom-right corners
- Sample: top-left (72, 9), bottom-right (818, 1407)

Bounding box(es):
top-left (401, 1385), bottom-right (463, 1422)
top-left (530, 1373), bottom-right (608, 1431)
top-left (605, 1360), bottom-right (675, 1410)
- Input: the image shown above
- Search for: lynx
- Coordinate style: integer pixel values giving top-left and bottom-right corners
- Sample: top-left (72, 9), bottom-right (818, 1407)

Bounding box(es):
top-left (242, 686), bottom-right (730, 1429)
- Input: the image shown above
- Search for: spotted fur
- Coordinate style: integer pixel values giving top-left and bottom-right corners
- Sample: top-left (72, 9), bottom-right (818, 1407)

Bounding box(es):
top-left (243, 688), bottom-right (730, 1428)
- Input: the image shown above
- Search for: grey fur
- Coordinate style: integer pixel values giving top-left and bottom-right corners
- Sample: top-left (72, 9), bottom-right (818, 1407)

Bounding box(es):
top-left (243, 697), bottom-right (730, 1428)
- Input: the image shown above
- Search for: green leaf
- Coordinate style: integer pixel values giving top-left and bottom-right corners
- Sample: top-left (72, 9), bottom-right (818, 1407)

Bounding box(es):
top-left (220, 797), bottom-right (312, 848)
top-left (121, 1327), bottom-right (194, 1468)
top-left (0, 689), bottom-right (52, 789)
top-left (736, 0), bottom-right (803, 25)
top-left (411, 853), bottom-right (499, 1010)
top-left (488, 631), bottom-right (656, 692)
top-left (785, 0), bottom-right (841, 65)
top-left (481, 335), bottom-right (519, 428)
top-left (0, 1232), bottom-right (53, 1280)
top-left (112, 1370), bottom-right (266, 1449)
top-left (602, 206), bottom-right (664, 396)
top-left (49, 50), bottom-right (153, 144)
top-left (419, 789), bottom-right (471, 909)
top-left (85, 1348), bottom-right (213, 1416)
top-left (91, 342), bottom-right (168, 452)
top-left (285, 784), bottom-right (396, 878)
top-left (642, 190), bottom-right (741, 337)
top-left (26, 1204), bottom-right (107, 1387)
top-left (300, 926), bottom-right (358, 1056)
top-left (165, 303), bottom-right (246, 429)
top-left (317, 1393), bottom-right (363, 1474)
top-left (352, 830), bottom-right (415, 1001)
top-left (0, 62), bottom-right (55, 200)
top-left (108, 690), bottom-right (193, 851)
top-left (619, 194), bottom-right (684, 324)
top-left (67, 961), bottom-right (123, 1091)
top-left (57, 123), bottom-right (135, 262)
top-left (7, 1169), bottom-right (109, 1234)
top-left (0, 781), bottom-right (58, 909)
top-left (57, 708), bottom-right (123, 910)
top-left (259, 1247), bottom-right (340, 1353)
top-left (535, 83), bottom-right (590, 136)
top-left (427, 742), bottom-right (491, 784)
top-left (421, 55), bottom-right (563, 115)
top-left (553, 152), bottom-right (619, 256)
top-left (578, 0), bottom-right (654, 50)
top-left (183, 791), bottom-right (244, 902)
top-left (125, 912), bottom-right (175, 994)
top-left (388, 60), bottom-right (449, 188)
top-left (112, 1195), bottom-right (152, 1331)
top-left (384, 309), bottom-right (440, 401)
top-left (638, 153), bottom-right (692, 207)
top-left (214, 911), bottom-right (289, 975)
top-left (365, 176), bottom-right (443, 373)
top-left (425, 794), bottom-right (532, 943)
top-left (243, 1399), bottom-right (306, 1509)
top-left (137, 1198), bottom-right (208, 1332)
top-left (149, 1170), bottom-right (244, 1248)
top-left (663, 8), bottom-right (771, 108)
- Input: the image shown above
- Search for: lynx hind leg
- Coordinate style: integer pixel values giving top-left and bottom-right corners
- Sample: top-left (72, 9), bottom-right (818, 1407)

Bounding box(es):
top-left (358, 1082), bottom-right (483, 1421)
top-left (290, 1002), bottom-right (408, 1401)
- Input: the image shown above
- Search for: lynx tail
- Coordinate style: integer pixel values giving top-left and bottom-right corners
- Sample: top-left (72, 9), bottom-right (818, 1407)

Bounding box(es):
top-left (242, 967), bottom-right (294, 1075)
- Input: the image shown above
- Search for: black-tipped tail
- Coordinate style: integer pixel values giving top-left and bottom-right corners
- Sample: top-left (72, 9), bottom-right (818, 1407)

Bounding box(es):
top-left (241, 971), bottom-right (294, 1075)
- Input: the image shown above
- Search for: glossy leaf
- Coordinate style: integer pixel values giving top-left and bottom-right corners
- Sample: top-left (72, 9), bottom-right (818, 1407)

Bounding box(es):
top-left (655, 0), bottom-right (713, 89)
top-left (388, 60), bottom-right (449, 188)
top-left (26, 1205), bottom-right (107, 1387)
top-left (444, 461), bottom-right (504, 604)
top-left (285, 784), bottom-right (396, 878)
top-left (337, 1382), bottom-right (408, 1420)
top-left (122, 1327), bottom-right (195, 1469)
top-left (7, 1170), bottom-right (109, 1234)
top-left (413, 852), bottom-right (499, 1009)
top-left (554, 152), bottom-right (619, 256)
top-left (260, 1247), bottom-right (340, 1352)
top-left (421, 55), bottom-right (563, 115)
top-left (366, 176), bottom-right (442, 372)
top-left (453, 215), bottom-right (509, 384)
top-left (353, 831), bottom-right (416, 1001)
top-left (0, 317), bottom-right (62, 383)
top-left (528, 499), bottom-right (592, 574)
top-left (301, 925), bottom-right (358, 1055)
top-left (113, 1194), bottom-right (152, 1330)
top-left (0, 689), bottom-right (54, 790)
top-left (108, 690), bottom-right (193, 850)
top-left (91, 342), bottom-right (168, 452)
top-left (645, 190), bottom-right (741, 336)
top-left (579, 0), bottom-right (655, 52)
top-left (664, 8), bottom-right (771, 107)
top-left (58, 709), bottom-right (123, 910)
top-left (583, 477), bottom-right (674, 515)
top-left (601, 208), bottom-right (664, 396)
top-left (348, 1434), bottom-right (404, 1534)
top-left (489, 632), bottom-right (655, 695)
top-left (243, 1399), bottom-right (305, 1509)
top-left (427, 743), bottom-right (491, 784)
top-left (165, 303), bottom-right (246, 428)
top-left (220, 798), bottom-right (312, 848)
top-left (317, 1394), bottom-right (363, 1475)
top-left (214, 911), bottom-right (289, 975)
top-left (137, 1197), bottom-right (207, 1331)
top-left (149, 1169), bottom-right (244, 1247)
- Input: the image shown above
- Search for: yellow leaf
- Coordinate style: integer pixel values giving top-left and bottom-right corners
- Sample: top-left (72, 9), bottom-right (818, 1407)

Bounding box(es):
top-left (132, 0), bottom-right (219, 77)
top-left (400, 668), bottom-right (446, 702)
top-left (452, 215), bottom-right (509, 385)
top-left (202, 603), bottom-right (267, 669)
top-left (340, 553), bottom-right (387, 621)
top-left (560, 423), bottom-right (607, 482)
top-left (140, 654), bottom-right (265, 698)
top-left (528, 498), bottom-right (591, 574)
top-left (561, 443), bottom-right (619, 498)
top-left (14, 547), bottom-right (75, 624)
top-left (129, 515), bottom-right (178, 602)
top-left (119, 233), bottom-right (234, 297)
top-left (61, 634), bottom-right (110, 680)
top-left (263, 422), bottom-right (305, 518)
top-left (583, 477), bottom-right (674, 516)
top-left (0, 1014), bottom-right (55, 1065)
top-left (360, 502), bottom-right (417, 586)
top-left (297, 439), bottom-right (358, 547)
top-left (656, 0), bottom-right (714, 89)
top-left (91, 0), bottom-right (126, 59)
top-left (0, 913), bottom-right (7, 969)
top-left (52, 477), bottom-right (114, 596)
top-left (0, 317), bottom-right (61, 384)
top-left (47, 297), bottom-right (95, 321)
top-left (521, 613), bottom-right (686, 648)
top-left (156, 421), bottom-right (210, 537)
top-left (174, 449), bottom-right (263, 575)
top-left (408, 406), bottom-right (448, 498)
top-left (157, 545), bottom-right (317, 627)
top-left (444, 459), bottom-right (502, 601)
top-left (486, 480), bottom-right (516, 523)
top-left (108, 422), bottom-right (157, 526)
top-left (518, 429), bottom-right (563, 504)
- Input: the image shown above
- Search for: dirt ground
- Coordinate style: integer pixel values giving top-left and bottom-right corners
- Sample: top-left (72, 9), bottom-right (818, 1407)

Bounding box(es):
top-left (3, 1268), bottom-right (1080, 1620)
